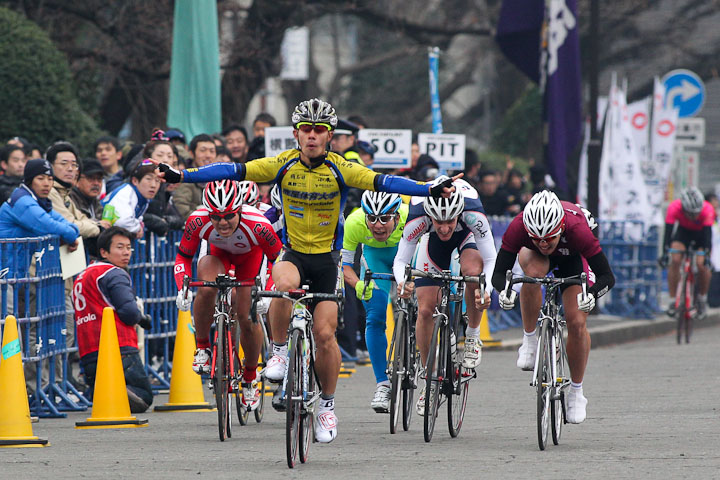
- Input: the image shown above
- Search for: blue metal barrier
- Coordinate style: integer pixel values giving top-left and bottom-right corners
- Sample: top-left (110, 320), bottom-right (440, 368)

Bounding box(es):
top-left (127, 231), bottom-right (183, 391)
top-left (598, 221), bottom-right (662, 318)
top-left (0, 235), bottom-right (89, 418)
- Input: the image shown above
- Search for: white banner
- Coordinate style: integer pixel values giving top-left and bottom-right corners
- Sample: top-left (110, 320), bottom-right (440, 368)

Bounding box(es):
top-left (357, 129), bottom-right (412, 169)
top-left (264, 126), bottom-right (296, 157)
top-left (280, 27), bottom-right (309, 80)
top-left (598, 78), bottom-right (651, 237)
top-left (648, 77), bottom-right (679, 224)
top-left (576, 119), bottom-right (590, 206)
top-left (628, 97), bottom-right (651, 167)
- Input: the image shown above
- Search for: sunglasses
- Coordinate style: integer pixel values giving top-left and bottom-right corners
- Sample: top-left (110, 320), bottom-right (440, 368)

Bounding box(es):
top-left (529, 232), bottom-right (562, 243)
top-left (209, 212), bottom-right (237, 222)
top-left (296, 122), bottom-right (331, 134)
top-left (366, 214), bottom-right (395, 225)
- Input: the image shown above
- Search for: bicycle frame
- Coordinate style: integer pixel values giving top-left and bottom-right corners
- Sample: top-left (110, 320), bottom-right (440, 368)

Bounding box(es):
top-left (669, 246), bottom-right (705, 343)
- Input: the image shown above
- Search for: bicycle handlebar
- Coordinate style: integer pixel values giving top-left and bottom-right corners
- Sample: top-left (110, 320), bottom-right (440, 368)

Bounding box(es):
top-left (361, 270), bottom-right (395, 298)
top-left (252, 289), bottom-right (343, 302)
top-left (504, 270), bottom-right (587, 299)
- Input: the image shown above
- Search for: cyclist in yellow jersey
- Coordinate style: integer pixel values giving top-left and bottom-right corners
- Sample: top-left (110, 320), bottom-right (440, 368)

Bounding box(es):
top-left (157, 98), bottom-right (458, 444)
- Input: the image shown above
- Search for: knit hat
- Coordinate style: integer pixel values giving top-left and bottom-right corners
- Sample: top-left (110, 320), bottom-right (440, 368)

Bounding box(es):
top-left (23, 158), bottom-right (53, 185)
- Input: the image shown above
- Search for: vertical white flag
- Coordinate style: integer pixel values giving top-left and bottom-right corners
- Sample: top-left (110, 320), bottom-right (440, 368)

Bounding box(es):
top-left (648, 77), bottom-right (679, 225)
top-left (576, 119), bottom-right (590, 205)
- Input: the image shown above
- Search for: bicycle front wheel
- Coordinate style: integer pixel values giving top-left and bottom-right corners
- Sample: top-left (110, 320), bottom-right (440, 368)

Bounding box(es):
top-left (255, 333), bottom-right (268, 423)
top-left (550, 324), bottom-right (568, 445)
top-left (402, 303), bottom-right (418, 432)
top-left (448, 314), bottom-right (469, 438)
top-left (536, 319), bottom-right (551, 451)
top-left (299, 341), bottom-right (314, 464)
top-left (389, 311), bottom-right (406, 434)
top-left (424, 316), bottom-right (444, 443)
top-left (286, 330), bottom-right (302, 468)
top-left (214, 319), bottom-right (231, 441)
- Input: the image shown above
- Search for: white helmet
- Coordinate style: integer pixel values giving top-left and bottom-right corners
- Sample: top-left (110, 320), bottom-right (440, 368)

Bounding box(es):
top-left (237, 180), bottom-right (259, 206)
top-left (423, 176), bottom-right (464, 221)
top-left (270, 184), bottom-right (282, 210)
top-left (291, 98), bottom-right (338, 129)
top-left (361, 191), bottom-right (402, 215)
top-left (680, 187), bottom-right (704, 215)
top-left (522, 190), bottom-right (565, 238)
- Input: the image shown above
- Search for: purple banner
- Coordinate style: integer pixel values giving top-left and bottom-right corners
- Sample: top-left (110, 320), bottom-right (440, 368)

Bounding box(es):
top-left (496, 0), bottom-right (582, 193)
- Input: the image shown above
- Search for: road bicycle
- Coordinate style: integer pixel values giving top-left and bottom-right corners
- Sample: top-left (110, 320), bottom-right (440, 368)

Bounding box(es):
top-left (502, 270), bottom-right (587, 450)
top-left (668, 246), bottom-right (706, 344)
top-left (361, 266), bottom-right (419, 434)
top-left (252, 284), bottom-right (343, 468)
top-left (181, 274), bottom-right (265, 441)
top-left (411, 269), bottom-right (484, 443)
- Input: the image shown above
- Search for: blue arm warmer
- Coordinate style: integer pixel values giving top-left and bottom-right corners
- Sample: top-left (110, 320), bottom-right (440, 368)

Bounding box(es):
top-left (183, 163), bottom-right (245, 183)
top-left (375, 174), bottom-right (430, 196)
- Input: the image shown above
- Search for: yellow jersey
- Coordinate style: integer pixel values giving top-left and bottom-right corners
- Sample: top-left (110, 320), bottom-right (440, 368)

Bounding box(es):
top-left (245, 150), bottom-right (378, 254)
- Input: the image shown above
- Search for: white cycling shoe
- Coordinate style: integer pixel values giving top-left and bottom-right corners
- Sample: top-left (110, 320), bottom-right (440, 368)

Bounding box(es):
top-left (517, 337), bottom-right (537, 371)
top-left (566, 388), bottom-right (588, 424)
top-left (315, 398), bottom-right (338, 443)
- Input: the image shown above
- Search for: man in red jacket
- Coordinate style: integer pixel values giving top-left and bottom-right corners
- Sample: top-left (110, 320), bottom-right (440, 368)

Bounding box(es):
top-left (73, 226), bottom-right (153, 413)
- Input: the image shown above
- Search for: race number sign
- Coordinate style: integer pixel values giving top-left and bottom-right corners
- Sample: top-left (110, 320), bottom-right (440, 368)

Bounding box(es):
top-left (264, 126), bottom-right (296, 157)
top-left (417, 133), bottom-right (466, 170)
top-left (357, 129), bottom-right (412, 169)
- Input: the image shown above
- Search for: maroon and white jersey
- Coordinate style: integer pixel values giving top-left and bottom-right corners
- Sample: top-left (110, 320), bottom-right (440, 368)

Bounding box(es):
top-left (501, 201), bottom-right (601, 259)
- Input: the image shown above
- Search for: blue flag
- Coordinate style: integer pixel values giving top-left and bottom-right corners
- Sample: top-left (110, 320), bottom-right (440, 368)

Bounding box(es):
top-left (496, 0), bottom-right (582, 193)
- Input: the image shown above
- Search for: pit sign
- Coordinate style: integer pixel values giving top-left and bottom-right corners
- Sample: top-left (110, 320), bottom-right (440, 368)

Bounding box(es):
top-left (418, 133), bottom-right (466, 170)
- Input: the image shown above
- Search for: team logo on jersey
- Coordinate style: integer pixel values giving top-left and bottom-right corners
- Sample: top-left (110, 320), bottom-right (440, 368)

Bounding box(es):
top-left (407, 221), bottom-right (427, 242)
top-left (289, 211), bottom-right (303, 218)
top-left (174, 264), bottom-right (185, 274)
top-left (319, 221), bottom-right (330, 227)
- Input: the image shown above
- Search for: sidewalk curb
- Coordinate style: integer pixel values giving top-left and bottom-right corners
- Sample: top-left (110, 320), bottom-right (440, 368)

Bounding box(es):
top-left (487, 312), bottom-right (720, 352)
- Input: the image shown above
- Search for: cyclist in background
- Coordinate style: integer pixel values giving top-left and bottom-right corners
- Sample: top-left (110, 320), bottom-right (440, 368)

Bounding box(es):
top-left (173, 180), bottom-right (281, 412)
top-left (488, 190), bottom-right (615, 424)
top-left (660, 187), bottom-right (713, 318)
top-left (394, 177), bottom-right (495, 416)
top-left (342, 191), bottom-right (407, 413)
top-left (158, 98), bottom-right (458, 443)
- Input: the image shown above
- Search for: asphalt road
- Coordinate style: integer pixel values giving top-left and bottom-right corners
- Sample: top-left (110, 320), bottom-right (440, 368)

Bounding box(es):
top-left (4, 324), bottom-right (720, 479)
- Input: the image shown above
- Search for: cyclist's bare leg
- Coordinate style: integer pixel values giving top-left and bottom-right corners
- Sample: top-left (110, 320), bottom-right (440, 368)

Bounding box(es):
top-left (518, 248), bottom-right (550, 334)
top-left (234, 286), bottom-right (261, 370)
top-left (668, 240), bottom-right (686, 298)
top-left (312, 300), bottom-right (340, 395)
top-left (562, 285), bottom-right (590, 383)
top-left (268, 261), bottom-right (300, 343)
top-left (459, 248), bottom-right (483, 329)
top-left (416, 285), bottom-right (441, 366)
top-left (696, 255), bottom-right (711, 295)
top-left (194, 255), bottom-right (226, 344)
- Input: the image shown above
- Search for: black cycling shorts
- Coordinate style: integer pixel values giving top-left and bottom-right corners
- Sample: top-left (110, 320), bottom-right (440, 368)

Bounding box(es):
top-left (548, 254), bottom-right (584, 293)
top-left (276, 248), bottom-right (342, 295)
top-left (670, 226), bottom-right (709, 250)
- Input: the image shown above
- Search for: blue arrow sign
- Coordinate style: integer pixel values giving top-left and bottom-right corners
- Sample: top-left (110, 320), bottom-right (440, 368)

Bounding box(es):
top-left (662, 69), bottom-right (705, 118)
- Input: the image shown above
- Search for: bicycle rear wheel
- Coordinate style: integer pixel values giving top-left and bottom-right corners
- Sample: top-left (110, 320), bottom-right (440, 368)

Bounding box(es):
top-left (424, 316), bottom-right (444, 443)
top-left (402, 303), bottom-right (418, 432)
top-left (214, 319), bottom-right (231, 441)
top-left (299, 344), bottom-right (314, 464)
top-left (550, 324), bottom-right (567, 445)
top-left (536, 319), bottom-right (551, 451)
top-left (286, 330), bottom-right (302, 468)
top-left (389, 311), bottom-right (406, 434)
top-left (448, 313), bottom-right (469, 438)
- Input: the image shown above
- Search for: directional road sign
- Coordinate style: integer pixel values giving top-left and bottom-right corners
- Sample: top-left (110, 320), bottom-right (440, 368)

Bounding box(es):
top-left (662, 69), bottom-right (705, 118)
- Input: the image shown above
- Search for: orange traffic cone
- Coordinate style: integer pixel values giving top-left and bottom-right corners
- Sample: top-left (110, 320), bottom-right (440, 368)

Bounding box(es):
top-left (480, 310), bottom-right (502, 347)
top-left (75, 307), bottom-right (148, 429)
top-left (0, 315), bottom-right (49, 447)
top-left (155, 310), bottom-right (213, 412)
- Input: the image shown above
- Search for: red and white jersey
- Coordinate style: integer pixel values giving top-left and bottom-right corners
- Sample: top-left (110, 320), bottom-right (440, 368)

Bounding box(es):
top-left (174, 204), bottom-right (281, 289)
